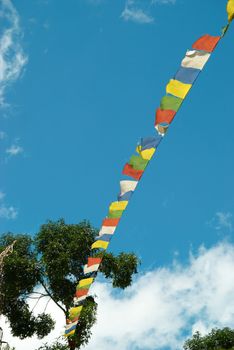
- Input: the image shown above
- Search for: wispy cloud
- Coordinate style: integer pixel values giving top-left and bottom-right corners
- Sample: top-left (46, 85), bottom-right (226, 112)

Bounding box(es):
top-left (0, 191), bottom-right (5, 200)
top-left (0, 130), bottom-right (7, 139)
top-left (3, 242), bottom-right (234, 349)
top-left (208, 211), bottom-right (233, 232)
top-left (121, 0), bottom-right (154, 24)
top-left (215, 211), bottom-right (233, 231)
top-left (0, 191), bottom-right (18, 219)
top-left (0, 0), bottom-right (28, 107)
top-left (6, 143), bottom-right (23, 156)
top-left (121, 0), bottom-right (176, 24)
top-left (0, 204), bottom-right (18, 219)
top-left (152, 0), bottom-right (176, 4)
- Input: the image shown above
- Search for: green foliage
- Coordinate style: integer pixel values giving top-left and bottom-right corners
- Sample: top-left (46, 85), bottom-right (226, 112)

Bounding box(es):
top-left (36, 219), bottom-right (97, 310)
top-left (0, 234), bottom-right (54, 339)
top-left (100, 252), bottom-right (139, 288)
top-left (37, 339), bottom-right (69, 350)
top-left (184, 328), bottom-right (234, 350)
top-left (71, 296), bottom-right (97, 349)
top-left (0, 219), bottom-right (139, 349)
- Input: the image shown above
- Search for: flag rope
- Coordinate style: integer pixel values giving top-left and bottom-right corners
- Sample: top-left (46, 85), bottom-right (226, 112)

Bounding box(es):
top-left (65, 2), bottom-right (233, 337)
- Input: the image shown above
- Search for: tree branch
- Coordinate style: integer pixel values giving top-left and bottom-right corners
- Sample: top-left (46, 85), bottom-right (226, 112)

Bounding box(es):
top-left (31, 295), bottom-right (44, 313)
top-left (25, 291), bottom-right (49, 299)
top-left (26, 295), bottom-right (48, 300)
top-left (43, 297), bottom-right (51, 314)
top-left (40, 279), bottom-right (66, 314)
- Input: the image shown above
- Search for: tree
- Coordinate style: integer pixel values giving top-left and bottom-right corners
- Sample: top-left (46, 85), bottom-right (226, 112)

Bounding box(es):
top-left (37, 339), bottom-right (69, 350)
top-left (0, 219), bottom-right (139, 349)
top-left (184, 328), bottom-right (234, 350)
top-left (0, 241), bottom-right (16, 312)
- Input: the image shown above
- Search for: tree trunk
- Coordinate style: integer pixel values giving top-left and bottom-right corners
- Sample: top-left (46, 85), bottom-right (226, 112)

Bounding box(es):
top-left (68, 338), bottom-right (76, 350)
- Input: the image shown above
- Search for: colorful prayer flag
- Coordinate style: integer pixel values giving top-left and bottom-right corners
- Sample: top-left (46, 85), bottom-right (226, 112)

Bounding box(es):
top-left (69, 306), bottom-right (83, 320)
top-left (192, 34), bottom-right (220, 52)
top-left (122, 163), bottom-right (144, 180)
top-left (166, 79), bottom-right (192, 99)
top-left (140, 136), bottom-right (161, 150)
top-left (87, 257), bottom-right (102, 267)
top-left (95, 234), bottom-right (112, 242)
top-left (102, 218), bottom-right (120, 226)
top-left (155, 108), bottom-right (176, 125)
top-left (108, 210), bottom-right (124, 219)
top-left (136, 146), bottom-right (155, 160)
top-left (78, 278), bottom-right (94, 289)
top-left (84, 263), bottom-right (100, 274)
top-left (98, 226), bottom-right (116, 235)
top-left (109, 201), bottom-right (128, 211)
top-left (91, 240), bottom-right (109, 250)
top-left (129, 155), bottom-right (148, 171)
top-left (181, 50), bottom-right (210, 70)
top-left (160, 95), bottom-right (183, 112)
top-left (227, 0), bottom-right (234, 22)
top-left (119, 180), bottom-right (138, 195)
top-left (118, 191), bottom-right (133, 201)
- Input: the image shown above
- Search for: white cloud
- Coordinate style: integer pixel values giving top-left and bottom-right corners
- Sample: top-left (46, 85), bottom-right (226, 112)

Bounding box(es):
top-left (0, 0), bottom-right (28, 106)
top-left (6, 143), bottom-right (23, 156)
top-left (0, 291), bottom-right (65, 350)
top-left (0, 191), bottom-right (18, 219)
top-left (121, 0), bottom-right (154, 24)
top-left (2, 242), bottom-right (234, 349)
top-left (86, 242), bottom-right (234, 349)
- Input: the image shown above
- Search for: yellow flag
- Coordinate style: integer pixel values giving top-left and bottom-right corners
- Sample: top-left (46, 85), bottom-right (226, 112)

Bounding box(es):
top-left (65, 329), bottom-right (76, 337)
top-left (69, 306), bottom-right (83, 319)
top-left (227, 0), bottom-right (234, 22)
top-left (109, 201), bottom-right (128, 211)
top-left (91, 240), bottom-right (109, 250)
top-left (78, 278), bottom-right (94, 288)
top-left (136, 146), bottom-right (156, 160)
top-left (166, 79), bottom-right (192, 99)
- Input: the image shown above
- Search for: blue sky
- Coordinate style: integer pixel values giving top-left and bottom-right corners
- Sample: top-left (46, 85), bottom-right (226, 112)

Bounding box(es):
top-left (1, 0), bottom-right (234, 349)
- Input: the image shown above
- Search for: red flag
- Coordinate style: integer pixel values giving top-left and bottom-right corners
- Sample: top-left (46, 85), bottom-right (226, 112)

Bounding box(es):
top-left (75, 289), bottom-right (89, 298)
top-left (192, 34), bottom-right (220, 53)
top-left (102, 218), bottom-right (120, 226)
top-left (155, 108), bottom-right (176, 125)
top-left (122, 163), bottom-right (144, 180)
top-left (87, 257), bottom-right (102, 267)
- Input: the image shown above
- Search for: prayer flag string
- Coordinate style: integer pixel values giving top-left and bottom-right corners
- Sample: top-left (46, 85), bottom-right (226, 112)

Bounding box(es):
top-left (65, 4), bottom-right (233, 337)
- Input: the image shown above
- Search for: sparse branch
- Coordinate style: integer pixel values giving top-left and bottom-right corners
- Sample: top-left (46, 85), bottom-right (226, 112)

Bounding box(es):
top-left (26, 295), bottom-right (48, 300)
top-left (25, 291), bottom-right (49, 298)
top-left (40, 279), bottom-right (66, 314)
top-left (31, 295), bottom-right (44, 313)
top-left (43, 297), bottom-right (51, 314)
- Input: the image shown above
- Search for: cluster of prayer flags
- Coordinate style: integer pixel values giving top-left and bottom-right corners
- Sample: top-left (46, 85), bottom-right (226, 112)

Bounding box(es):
top-left (65, 4), bottom-right (233, 337)
top-left (155, 33), bottom-right (221, 134)
top-left (65, 137), bottom-right (158, 336)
